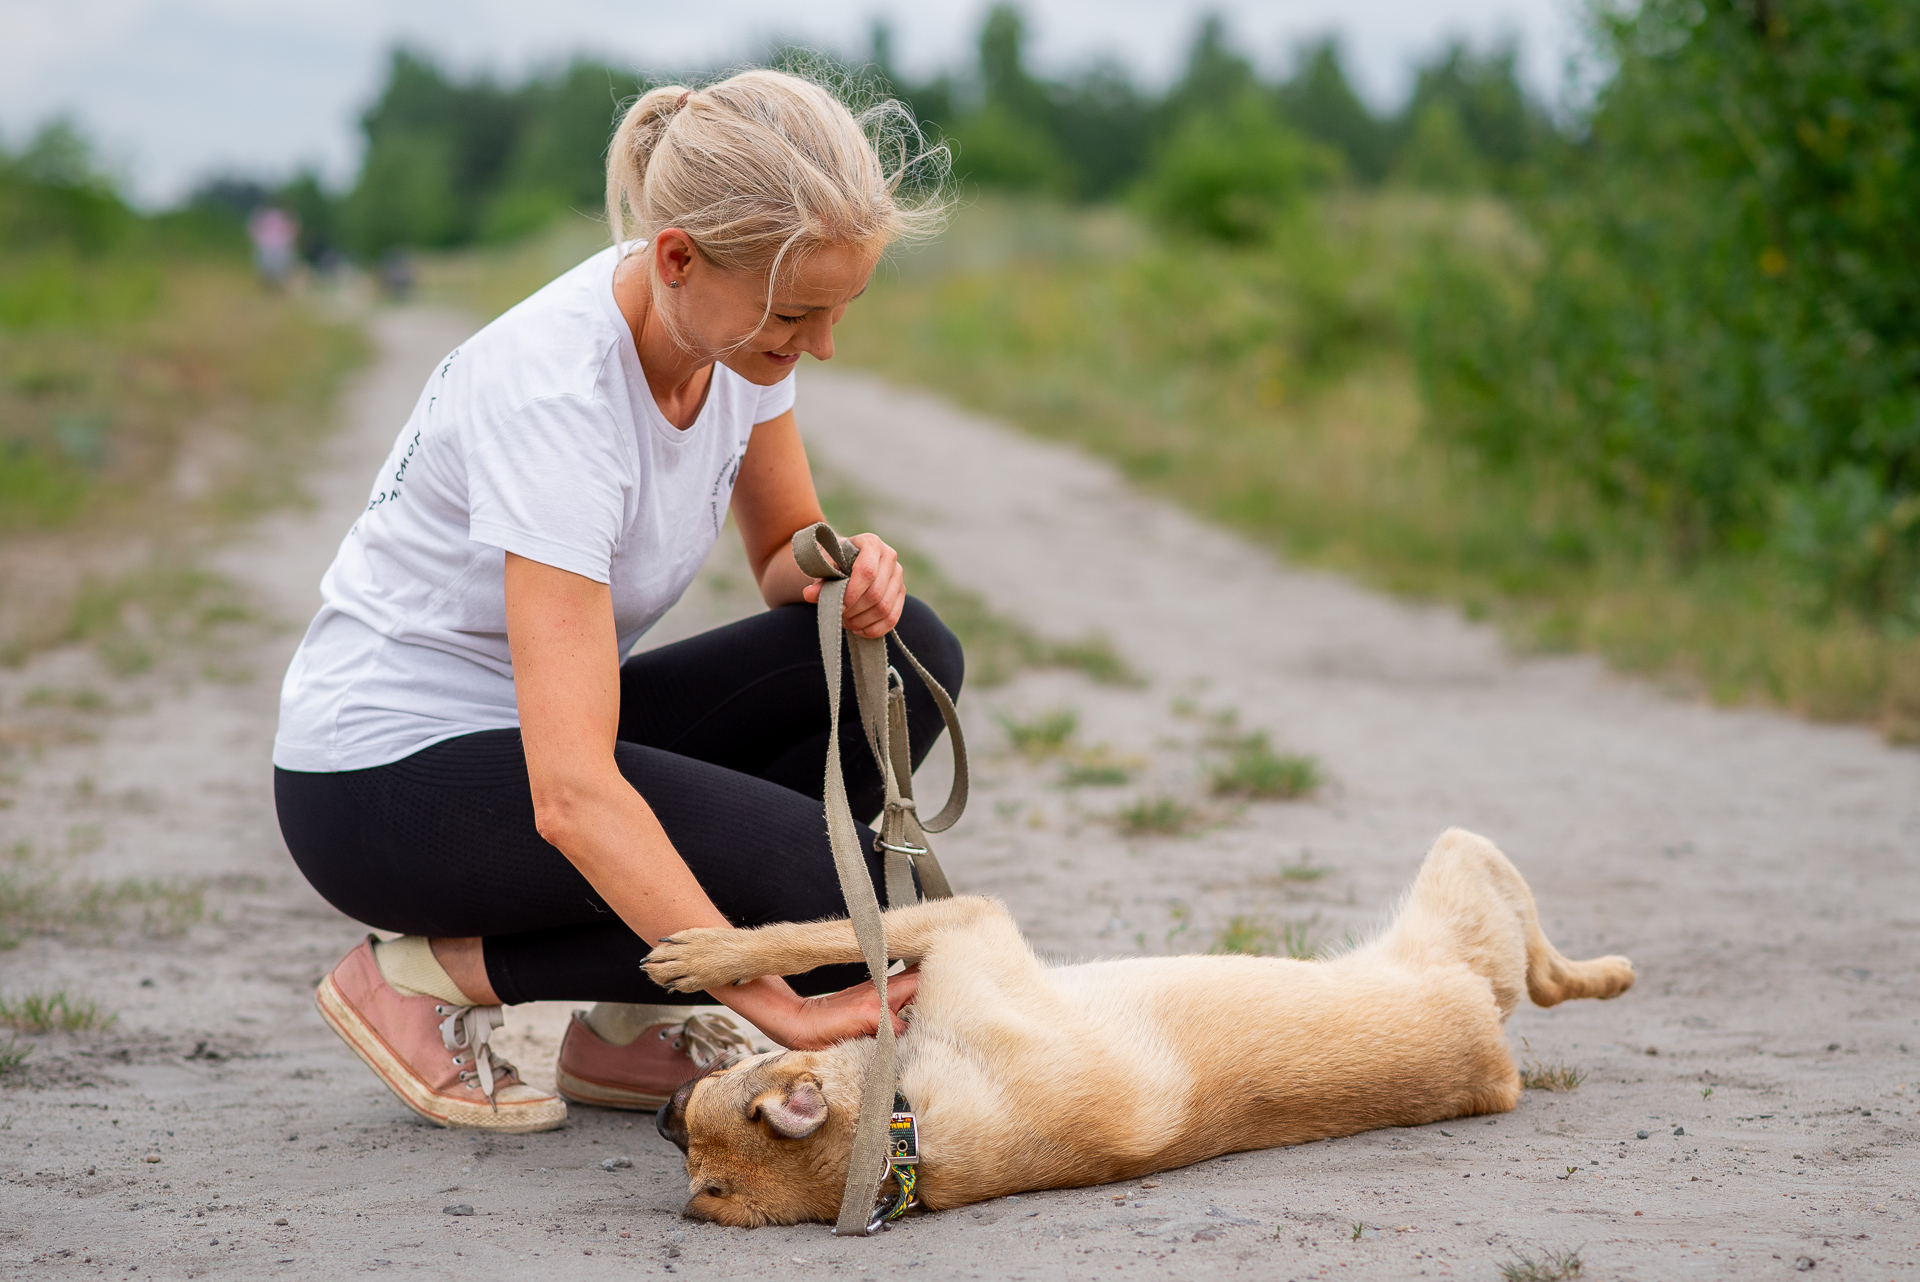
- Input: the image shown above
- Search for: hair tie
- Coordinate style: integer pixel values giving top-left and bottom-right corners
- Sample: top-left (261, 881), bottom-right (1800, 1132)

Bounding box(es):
top-left (675, 91), bottom-right (691, 112)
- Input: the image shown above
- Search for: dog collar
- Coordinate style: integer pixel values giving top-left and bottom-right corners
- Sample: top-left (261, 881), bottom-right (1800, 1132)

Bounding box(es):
top-left (866, 1092), bottom-right (920, 1231)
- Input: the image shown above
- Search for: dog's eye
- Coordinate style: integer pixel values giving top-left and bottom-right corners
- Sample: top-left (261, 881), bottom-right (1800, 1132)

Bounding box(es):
top-left (704, 1185), bottom-right (725, 1198)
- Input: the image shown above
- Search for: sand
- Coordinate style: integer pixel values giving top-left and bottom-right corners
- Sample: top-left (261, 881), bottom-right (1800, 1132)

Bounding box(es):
top-left (1, 307), bottom-right (1915, 1281)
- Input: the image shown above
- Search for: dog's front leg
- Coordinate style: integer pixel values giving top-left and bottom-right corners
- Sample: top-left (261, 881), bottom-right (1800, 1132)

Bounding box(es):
top-left (644, 896), bottom-right (1011, 992)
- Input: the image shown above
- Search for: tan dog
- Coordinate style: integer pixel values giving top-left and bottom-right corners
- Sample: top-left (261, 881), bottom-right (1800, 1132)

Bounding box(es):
top-left (646, 828), bottom-right (1634, 1227)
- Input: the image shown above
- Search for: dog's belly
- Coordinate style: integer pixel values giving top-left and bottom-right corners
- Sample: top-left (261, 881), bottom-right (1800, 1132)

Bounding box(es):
top-left (906, 953), bottom-right (1518, 1205)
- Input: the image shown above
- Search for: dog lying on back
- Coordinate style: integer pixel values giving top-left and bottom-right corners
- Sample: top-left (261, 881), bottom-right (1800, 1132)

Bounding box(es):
top-left (646, 828), bottom-right (1634, 1227)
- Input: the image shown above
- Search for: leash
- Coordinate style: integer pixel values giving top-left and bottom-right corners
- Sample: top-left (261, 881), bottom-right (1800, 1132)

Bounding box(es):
top-left (790, 521), bottom-right (966, 1237)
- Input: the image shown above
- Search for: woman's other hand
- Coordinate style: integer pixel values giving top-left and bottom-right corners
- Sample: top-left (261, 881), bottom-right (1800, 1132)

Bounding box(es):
top-left (800, 531), bottom-right (904, 638)
top-left (720, 968), bottom-right (918, 1050)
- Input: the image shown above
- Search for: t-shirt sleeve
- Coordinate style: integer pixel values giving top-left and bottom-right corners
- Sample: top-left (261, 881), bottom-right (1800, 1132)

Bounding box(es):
top-left (465, 395), bottom-right (629, 583)
top-left (754, 369), bottom-right (797, 424)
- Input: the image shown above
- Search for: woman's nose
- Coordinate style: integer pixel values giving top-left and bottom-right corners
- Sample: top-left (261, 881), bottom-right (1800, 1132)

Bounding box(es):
top-left (793, 313), bottom-right (834, 362)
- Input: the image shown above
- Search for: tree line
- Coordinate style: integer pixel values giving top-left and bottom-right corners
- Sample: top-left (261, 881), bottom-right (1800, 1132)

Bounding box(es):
top-left (223, 5), bottom-right (1553, 262)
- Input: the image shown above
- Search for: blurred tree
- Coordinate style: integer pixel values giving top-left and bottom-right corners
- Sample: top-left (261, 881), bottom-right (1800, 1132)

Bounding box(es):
top-left (0, 120), bottom-right (136, 254)
top-left (1161, 15), bottom-right (1260, 125)
top-left (943, 5), bottom-right (1072, 194)
top-left (1137, 93), bottom-right (1342, 243)
top-left (1417, 0), bottom-right (1920, 619)
top-left (1277, 39), bottom-right (1392, 183)
top-left (1395, 41), bottom-right (1548, 189)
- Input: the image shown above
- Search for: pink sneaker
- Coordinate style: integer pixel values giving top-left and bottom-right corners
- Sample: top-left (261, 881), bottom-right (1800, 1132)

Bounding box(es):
top-left (555, 1011), bottom-right (752, 1110)
top-left (315, 936), bottom-right (566, 1133)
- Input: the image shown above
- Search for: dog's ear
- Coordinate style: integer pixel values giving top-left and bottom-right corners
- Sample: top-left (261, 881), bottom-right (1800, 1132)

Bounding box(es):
top-left (751, 1074), bottom-right (829, 1139)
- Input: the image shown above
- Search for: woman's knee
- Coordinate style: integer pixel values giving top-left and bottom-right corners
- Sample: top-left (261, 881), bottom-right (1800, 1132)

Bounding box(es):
top-left (893, 594), bottom-right (964, 698)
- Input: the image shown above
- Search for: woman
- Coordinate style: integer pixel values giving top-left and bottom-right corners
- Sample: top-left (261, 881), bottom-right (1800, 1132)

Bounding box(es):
top-left (273, 71), bottom-right (959, 1132)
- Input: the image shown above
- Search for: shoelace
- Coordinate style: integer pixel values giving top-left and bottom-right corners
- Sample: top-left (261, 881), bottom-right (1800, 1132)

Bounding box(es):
top-left (660, 1011), bottom-right (753, 1069)
top-left (437, 1004), bottom-right (514, 1107)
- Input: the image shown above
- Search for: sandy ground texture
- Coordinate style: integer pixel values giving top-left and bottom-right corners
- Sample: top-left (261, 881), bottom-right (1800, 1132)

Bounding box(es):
top-left (2, 308), bottom-right (1918, 1282)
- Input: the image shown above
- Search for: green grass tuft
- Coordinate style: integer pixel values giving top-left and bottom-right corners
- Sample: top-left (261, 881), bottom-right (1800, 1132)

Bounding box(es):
top-left (1058, 755), bottom-right (1132, 787)
top-left (1208, 732), bottom-right (1322, 800)
top-left (999, 708), bottom-right (1079, 758)
top-left (0, 870), bottom-right (207, 949)
top-left (1498, 1248), bottom-right (1584, 1281)
top-left (1209, 912), bottom-right (1325, 959)
top-left (1114, 795), bottom-right (1200, 837)
top-left (0, 989), bottom-right (116, 1032)
top-left (0, 1034), bottom-right (30, 1074)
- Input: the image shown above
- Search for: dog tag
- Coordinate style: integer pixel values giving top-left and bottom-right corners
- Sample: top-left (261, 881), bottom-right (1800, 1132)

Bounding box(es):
top-left (888, 1109), bottom-right (919, 1166)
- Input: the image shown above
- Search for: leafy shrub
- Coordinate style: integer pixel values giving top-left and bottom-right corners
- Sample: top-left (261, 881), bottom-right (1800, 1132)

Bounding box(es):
top-left (1416, 0), bottom-right (1920, 622)
top-left (1137, 95), bottom-right (1342, 243)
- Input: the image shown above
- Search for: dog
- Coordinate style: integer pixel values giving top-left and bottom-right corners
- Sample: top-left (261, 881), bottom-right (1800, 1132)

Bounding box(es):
top-left (645, 828), bottom-right (1634, 1227)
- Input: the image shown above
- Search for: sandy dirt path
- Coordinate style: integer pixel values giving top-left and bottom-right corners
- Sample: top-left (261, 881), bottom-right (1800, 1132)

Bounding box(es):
top-left (2, 310), bottom-right (1917, 1281)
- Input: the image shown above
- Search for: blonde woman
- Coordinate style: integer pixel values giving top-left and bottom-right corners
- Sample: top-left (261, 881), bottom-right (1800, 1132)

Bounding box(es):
top-left (273, 72), bottom-right (958, 1132)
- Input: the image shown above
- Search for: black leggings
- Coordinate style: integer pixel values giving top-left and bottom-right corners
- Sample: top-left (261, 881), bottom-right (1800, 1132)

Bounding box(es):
top-left (274, 598), bottom-right (962, 1006)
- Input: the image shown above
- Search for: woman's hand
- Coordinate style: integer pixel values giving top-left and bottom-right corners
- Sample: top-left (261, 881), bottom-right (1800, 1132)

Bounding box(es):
top-left (801, 531), bottom-right (905, 638)
top-left (718, 968), bottom-right (919, 1050)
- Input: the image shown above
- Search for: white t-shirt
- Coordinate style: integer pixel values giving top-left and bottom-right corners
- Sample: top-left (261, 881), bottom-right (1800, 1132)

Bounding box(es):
top-left (273, 245), bottom-right (795, 772)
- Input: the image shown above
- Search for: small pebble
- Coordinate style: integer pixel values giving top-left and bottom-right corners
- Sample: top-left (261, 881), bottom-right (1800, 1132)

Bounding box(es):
top-left (619, 1232), bottom-right (631, 1239)
top-left (1636, 1130), bottom-right (1649, 1140)
top-left (600, 1156), bottom-right (634, 1171)
top-left (144, 1153), bottom-right (161, 1163)
top-left (274, 1218), bottom-right (288, 1226)
top-left (1673, 1126), bottom-right (1685, 1136)
top-left (443, 1204), bottom-right (474, 1217)
top-left (86, 1166), bottom-right (95, 1175)
top-left (1141, 1180), bottom-right (1159, 1189)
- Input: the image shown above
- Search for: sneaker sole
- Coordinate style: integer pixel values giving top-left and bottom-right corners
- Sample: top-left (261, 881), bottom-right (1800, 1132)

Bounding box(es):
top-left (315, 973), bottom-right (566, 1134)
top-left (554, 1064), bottom-right (672, 1112)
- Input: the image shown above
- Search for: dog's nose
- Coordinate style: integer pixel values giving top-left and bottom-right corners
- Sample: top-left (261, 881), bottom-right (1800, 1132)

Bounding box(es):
top-left (656, 1078), bottom-right (696, 1152)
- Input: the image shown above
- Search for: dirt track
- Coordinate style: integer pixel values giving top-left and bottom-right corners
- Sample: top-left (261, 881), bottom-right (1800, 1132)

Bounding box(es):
top-left (2, 308), bottom-right (1917, 1280)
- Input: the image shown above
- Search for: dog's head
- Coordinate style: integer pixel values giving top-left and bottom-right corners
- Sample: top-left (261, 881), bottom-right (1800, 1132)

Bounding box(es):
top-left (656, 1050), bottom-right (857, 1227)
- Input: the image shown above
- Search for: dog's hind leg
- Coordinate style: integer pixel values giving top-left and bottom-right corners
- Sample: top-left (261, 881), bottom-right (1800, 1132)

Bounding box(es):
top-left (1376, 829), bottom-right (1634, 1017)
top-left (643, 896), bottom-right (1018, 994)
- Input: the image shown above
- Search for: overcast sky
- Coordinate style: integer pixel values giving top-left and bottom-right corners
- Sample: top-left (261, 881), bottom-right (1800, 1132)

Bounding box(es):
top-left (1, 0), bottom-right (1585, 205)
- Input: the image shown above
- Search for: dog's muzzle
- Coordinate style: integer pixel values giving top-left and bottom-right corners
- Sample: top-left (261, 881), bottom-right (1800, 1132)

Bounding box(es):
top-left (655, 1054), bottom-right (743, 1152)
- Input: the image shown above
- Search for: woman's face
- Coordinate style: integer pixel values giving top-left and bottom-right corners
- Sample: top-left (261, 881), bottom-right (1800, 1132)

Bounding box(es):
top-left (664, 235), bottom-right (881, 386)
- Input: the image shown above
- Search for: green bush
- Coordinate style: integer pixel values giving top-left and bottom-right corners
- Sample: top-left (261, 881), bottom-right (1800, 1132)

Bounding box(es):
top-left (1417, 0), bottom-right (1920, 622)
top-left (1137, 96), bottom-right (1342, 243)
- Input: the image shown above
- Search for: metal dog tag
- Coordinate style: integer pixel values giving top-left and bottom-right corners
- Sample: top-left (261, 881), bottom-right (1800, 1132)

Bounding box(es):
top-left (888, 1109), bottom-right (919, 1166)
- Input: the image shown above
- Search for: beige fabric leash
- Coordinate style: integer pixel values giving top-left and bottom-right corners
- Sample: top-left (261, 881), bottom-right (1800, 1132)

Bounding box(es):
top-left (790, 521), bottom-right (966, 1236)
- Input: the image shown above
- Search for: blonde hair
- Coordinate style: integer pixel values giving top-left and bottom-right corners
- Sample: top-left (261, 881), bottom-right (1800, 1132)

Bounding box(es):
top-left (605, 67), bottom-right (950, 347)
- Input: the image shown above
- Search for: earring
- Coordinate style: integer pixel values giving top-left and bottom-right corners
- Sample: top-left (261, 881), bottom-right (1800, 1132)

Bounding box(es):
top-left (667, 280), bottom-right (681, 289)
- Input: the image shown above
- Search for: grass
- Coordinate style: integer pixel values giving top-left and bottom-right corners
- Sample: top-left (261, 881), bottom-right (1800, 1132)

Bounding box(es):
top-left (0, 989), bottom-right (116, 1032)
top-left (1207, 732), bottom-right (1322, 800)
top-left (0, 251), bottom-right (368, 667)
top-left (1113, 794), bottom-right (1200, 837)
top-left (1058, 752), bottom-right (1133, 787)
top-left (1274, 853), bottom-right (1328, 883)
top-left (836, 194), bottom-right (1920, 742)
top-left (999, 707), bottom-right (1079, 757)
top-left (1518, 1041), bottom-right (1588, 1091)
top-left (0, 1035), bottom-right (29, 1074)
top-left (0, 868), bottom-right (207, 949)
top-left (1209, 912), bottom-right (1325, 960)
top-left (1498, 1248), bottom-right (1585, 1281)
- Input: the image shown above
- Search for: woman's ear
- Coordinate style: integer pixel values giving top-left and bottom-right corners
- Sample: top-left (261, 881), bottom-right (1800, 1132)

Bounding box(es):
top-left (653, 228), bottom-right (697, 287)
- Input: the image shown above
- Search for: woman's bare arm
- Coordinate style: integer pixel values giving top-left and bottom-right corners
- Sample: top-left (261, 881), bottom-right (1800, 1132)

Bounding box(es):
top-left (503, 551), bottom-right (913, 1046)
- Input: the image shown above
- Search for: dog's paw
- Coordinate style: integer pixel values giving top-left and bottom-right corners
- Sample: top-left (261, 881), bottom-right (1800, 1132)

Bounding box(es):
top-left (1593, 954), bottom-right (1636, 999)
top-left (643, 928), bottom-right (761, 993)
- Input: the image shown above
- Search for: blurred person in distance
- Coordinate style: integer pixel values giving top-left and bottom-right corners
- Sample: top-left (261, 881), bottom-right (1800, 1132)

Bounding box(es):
top-left (246, 203), bottom-right (299, 290)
